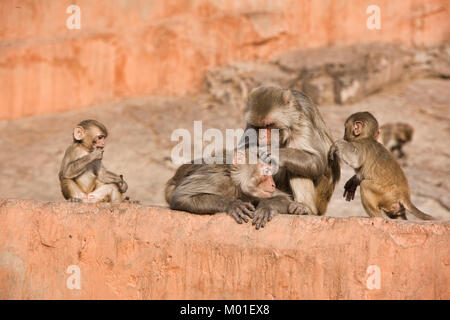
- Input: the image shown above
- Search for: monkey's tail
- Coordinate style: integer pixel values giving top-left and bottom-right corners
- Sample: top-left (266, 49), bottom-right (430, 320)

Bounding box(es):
top-left (402, 199), bottom-right (435, 221)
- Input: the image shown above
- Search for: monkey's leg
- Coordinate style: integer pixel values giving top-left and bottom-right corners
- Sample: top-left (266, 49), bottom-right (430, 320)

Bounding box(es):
top-left (61, 179), bottom-right (88, 202)
top-left (289, 177), bottom-right (318, 215)
top-left (88, 184), bottom-right (122, 203)
top-left (360, 186), bottom-right (383, 218)
top-left (383, 203), bottom-right (407, 220)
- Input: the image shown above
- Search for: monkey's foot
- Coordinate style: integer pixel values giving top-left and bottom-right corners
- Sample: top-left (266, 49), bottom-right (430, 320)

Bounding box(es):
top-left (288, 201), bottom-right (312, 215)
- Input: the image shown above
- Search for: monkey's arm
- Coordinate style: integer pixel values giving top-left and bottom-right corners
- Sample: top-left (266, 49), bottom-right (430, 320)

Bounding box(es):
top-left (98, 166), bottom-right (128, 193)
top-left (97, 166), bottom-right (123, 184)
top-left (273, 148), bottom-right (326, 181)
top-left (330, 140), bottom-right (364, 169)
top-left (169, 192), bottom-right (254, 224)
top-left (62, 151), bottom-right (99, 179)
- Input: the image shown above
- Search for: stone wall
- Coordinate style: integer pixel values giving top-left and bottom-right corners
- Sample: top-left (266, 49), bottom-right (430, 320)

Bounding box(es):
top-left (1, 0), bottom-right (449, 119)
top-left (0, 200), bottom-right (448, 299)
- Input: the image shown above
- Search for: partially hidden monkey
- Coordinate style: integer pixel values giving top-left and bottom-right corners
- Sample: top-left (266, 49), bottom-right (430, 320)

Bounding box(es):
top-left (378, 122), bottom-right (414, 160)
top-left (59, 119), bottom-right (128, 203)
top-left (165, 149), bottom-right (307, 226)
top-left (330, 112), bottom-right (434, 220)
top-left (242, 86), bottom-right (340, 228)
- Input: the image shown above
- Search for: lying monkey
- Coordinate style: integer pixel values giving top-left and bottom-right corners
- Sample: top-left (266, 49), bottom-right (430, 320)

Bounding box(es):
top-left (59, 119), bottom-right (129, 203)
top-left (165, 149), bottom-right (309, 228)
top-left (330, 112), bottom-right (434, 220)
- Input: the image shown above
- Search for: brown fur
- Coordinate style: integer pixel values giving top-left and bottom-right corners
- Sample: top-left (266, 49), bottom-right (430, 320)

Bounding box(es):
top-left (244, 86), bottom-right (340, 224)
top-left (165, 150), bottom-right (309, 227)
top-left (59, 119), bottom-right (128, 203)
top-left (331, 112), bottom-right (433, 220)
top-left (379, 122), bottom-right (414, 160)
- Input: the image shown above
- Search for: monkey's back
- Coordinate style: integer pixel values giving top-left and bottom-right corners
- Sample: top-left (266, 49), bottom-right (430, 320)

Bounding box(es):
top-left (165, 163), bottom-right (237, 204)
top-left (359, 140), bottom-right (410, 199)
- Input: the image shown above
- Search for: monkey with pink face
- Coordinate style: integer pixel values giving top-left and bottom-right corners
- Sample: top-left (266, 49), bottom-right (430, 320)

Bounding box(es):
top-left (242, 87), bottom-right (341, 229)
top-left (165, 148), bottom-right (308, 226)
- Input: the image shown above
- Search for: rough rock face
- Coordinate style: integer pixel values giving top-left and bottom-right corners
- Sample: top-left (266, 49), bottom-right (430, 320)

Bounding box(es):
top-left (205, 43), bottom-right (450, 108)
top-left (1, 0), bottom-right (450, 120)
top-left (0, 200), bottom-right (448, 299)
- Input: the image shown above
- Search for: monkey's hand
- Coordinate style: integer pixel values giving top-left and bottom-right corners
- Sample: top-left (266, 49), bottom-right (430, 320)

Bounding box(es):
top-left (117, 175), bottom-right (128, 193)
top-left (328, 141), bottom-right (342, 161)
top-left (226, 200), bottom-right (255, 224)
top-left (91, 148), bottom-right (104, 160)
top-left (343, 175), bottom-right (360, 201)
top-left (288, 201), bottom-right (312, 215)
top-left (252, 201), bottom-right (278, 230)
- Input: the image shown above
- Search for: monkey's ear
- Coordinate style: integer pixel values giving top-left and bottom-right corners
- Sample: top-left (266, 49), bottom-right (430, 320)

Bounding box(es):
top-left (73, 126), bottom-right (86, 141)
top-left (375, 129), bottom-right (381, 141)
top-left (353, 121), bottom-right (363, 136)
top-left (283, 90), bottom-right (293, 104)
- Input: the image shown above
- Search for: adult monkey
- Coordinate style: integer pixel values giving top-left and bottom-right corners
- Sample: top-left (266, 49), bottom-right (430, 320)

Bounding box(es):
top-left (59, 119), bottom-right (128, 203)
top-left (242, 86), bottom-right (340, 228)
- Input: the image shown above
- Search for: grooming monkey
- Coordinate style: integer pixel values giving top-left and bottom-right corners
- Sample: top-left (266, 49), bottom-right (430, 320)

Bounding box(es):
top-left (330, 112), bottom-right (434, 220)
top-left (165, 149), bottom-right (307, 226)
top-left (242, 86), bottom-right (340, 228)
top-left (378, 122), bottom-right (414, 160)
top-left (59, 120), bottom-right (128, 203)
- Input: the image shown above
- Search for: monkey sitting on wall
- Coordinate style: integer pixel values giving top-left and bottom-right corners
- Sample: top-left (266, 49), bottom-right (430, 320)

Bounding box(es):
top-left (59, 119), bottom-right (128, 203)
top-left (165, 149), bottom-right (308, 227)
top-left (378, 122), bottom-right (414, 161)
top-left (241, 86), bottom-right (340, 228)
top-left (329, 112), bottom-right (434, 220)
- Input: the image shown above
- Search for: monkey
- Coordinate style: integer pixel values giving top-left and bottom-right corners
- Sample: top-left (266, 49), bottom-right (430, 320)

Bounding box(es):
top-left (329, 112), bottom-right (434, 220)
top-left (343, 122), bottom-right (414, 201)
top-left (165, 148), bottom-right (308, 227)
top-left (59, 119), bottom-right (128, 203)
top-left (378, 122), bottom-right (414, 160)
top-left (241, 86), bottom-right (340, 228)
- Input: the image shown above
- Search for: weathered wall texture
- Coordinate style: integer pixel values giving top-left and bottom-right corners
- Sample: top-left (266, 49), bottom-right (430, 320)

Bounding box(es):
top-left (0, 200), bottom-right (448, 299)
top-left (1, 0), bottom-right (449, 120)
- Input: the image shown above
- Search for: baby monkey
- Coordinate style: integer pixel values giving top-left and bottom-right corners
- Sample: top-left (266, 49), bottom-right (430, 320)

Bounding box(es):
top-left (378, 122), bottom-right (414, 161)
top-left (59, 119), bottom-right (128, 203)
top-left (165, 148), bottom-right (306, 227)
top-left (330, 112), bottom-right (434, 220)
